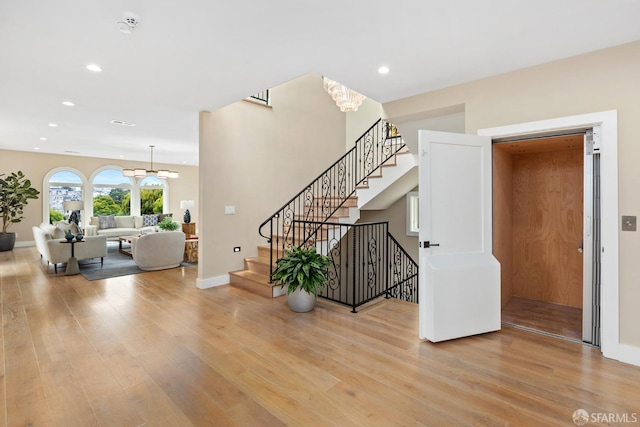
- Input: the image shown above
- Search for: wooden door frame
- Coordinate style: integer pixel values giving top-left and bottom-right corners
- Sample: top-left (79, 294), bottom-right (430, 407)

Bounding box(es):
top-left (479, 111), bottom-right (638, 367)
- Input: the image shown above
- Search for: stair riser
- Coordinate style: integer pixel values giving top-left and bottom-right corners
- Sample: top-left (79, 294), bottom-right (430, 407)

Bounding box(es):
top-left (229, 272), bottom-right (279, 298)
top-left (244, 258), bottom-right (271, 275)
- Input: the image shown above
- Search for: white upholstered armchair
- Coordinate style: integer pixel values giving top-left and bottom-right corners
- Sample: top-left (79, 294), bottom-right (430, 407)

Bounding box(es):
top-left (131, 231), bottom-right (186, 271)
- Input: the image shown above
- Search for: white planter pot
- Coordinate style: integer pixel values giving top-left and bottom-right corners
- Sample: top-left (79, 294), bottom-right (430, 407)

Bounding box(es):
top-left (287, 288), bottom-right (316, 312)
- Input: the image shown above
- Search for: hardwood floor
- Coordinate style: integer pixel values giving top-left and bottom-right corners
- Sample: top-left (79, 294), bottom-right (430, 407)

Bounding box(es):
top-left (2, 247), bottom-right (640, 426)
top-left (502, 297), bottom-right (583, 341)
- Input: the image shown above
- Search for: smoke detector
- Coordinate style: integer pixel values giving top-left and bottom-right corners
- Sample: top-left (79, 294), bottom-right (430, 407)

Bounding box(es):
top-left (117, 12), bottom-right (141, 34)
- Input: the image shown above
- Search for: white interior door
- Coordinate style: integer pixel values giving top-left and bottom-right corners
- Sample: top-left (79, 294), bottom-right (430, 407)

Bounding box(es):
top-left (418, 130), bottom-right (500, 342)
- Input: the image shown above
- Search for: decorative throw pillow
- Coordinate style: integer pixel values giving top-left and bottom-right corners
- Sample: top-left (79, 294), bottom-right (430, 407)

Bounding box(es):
top-left (54, 221), bottom-right (79, 238)
top-left (98, 215), bottom-right (117, 229)
top-left (41, 223), bottom-right (58, 238)
top-left (114, 215), bottom-right (134, 229)
top-left (158, 213), bottom-right (173, 222)
top-left (142, 214), bottom-right (158, 227)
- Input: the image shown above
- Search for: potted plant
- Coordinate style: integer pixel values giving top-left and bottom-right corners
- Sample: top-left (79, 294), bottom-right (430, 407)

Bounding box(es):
top-left (0, 171), bottom-right (40, 252)
top-left (157, 216), bottom-right (179, 231)
top-left (271, 245), bottom-right (331, 312)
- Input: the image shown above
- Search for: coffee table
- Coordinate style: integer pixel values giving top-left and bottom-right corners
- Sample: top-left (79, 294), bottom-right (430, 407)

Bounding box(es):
top-left (118, 235), bottom-right (138, 256)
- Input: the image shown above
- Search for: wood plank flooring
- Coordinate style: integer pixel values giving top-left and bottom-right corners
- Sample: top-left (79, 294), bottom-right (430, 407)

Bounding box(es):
top-left (502, 297), bottom-right (582, 341)
top-left (2, 247), bottom-right (640, 426)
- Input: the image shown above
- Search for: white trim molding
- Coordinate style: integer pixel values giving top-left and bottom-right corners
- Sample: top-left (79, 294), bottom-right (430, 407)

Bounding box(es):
top-left (196, 274), bottom-right (230, 289)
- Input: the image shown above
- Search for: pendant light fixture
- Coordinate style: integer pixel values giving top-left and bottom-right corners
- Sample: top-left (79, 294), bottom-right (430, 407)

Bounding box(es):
top-left (123, 145), bottom-right (179, 179)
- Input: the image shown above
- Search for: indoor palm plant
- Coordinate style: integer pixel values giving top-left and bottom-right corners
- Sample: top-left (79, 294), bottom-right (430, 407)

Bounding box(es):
top-left (271, 245), bottom-right (331, 312)
top-left (0, 171), bottom-right (40, 251)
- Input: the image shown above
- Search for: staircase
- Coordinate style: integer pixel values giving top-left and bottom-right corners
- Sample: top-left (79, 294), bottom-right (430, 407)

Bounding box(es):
top-left (229, 119), bottom-right (418, 304)
top-left (229, 196), bottom-right (358, 297)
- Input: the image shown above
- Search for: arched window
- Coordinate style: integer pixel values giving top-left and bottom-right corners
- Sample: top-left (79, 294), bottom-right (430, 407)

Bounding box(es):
top-left (139, 176), bottom-right (166, 214)
top-left (44, 169), bottom-right (86, 225)
top-left (92, 168), bottom-right (132, 217)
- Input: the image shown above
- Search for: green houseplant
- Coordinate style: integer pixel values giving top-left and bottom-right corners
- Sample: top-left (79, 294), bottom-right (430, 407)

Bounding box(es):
top-left (157, 216), bottom-right (179, 231)
top-left (0, 171), bottom-right (40, 251)
top-left (271, 245), bottom-right (331, 312)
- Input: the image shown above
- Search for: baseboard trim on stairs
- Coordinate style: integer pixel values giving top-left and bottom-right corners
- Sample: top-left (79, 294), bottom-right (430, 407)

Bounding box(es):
top-left (197, 274), bottom-right (229, 289)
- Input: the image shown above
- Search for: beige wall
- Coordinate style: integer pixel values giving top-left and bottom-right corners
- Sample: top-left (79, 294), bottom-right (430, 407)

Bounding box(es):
top-left (0, 149), bottom-right (198, 243)
top-left (199, 73), bottom-right (346, 281)
top-left (359, 186), bottom-right (419, 262)
top-left (345, 98), bottom-right (383, 150)
top-left (383, 41), bottom-right (640, 347)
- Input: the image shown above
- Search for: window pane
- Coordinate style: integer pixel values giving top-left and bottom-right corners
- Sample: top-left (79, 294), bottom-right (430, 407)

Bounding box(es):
top-left (140, 189), bottom-right (163, 214)
top-left (93, 169), bottom-right (131, 216)
top-left (48, 170), bottom-right (83, 224)
top-left (49, 171), bottom-right (82, 184)
top-left (406, 192), bottom-right (419, 236)
top-left (140, 176), bottom-right (163, 187)
top-left (94, 169), bottom-right (130, 185)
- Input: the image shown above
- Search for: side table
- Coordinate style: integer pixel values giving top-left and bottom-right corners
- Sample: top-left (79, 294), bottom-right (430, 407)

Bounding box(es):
top-left (184, 236), bottom-right (198, 262)
top-left (182, 222), bottom-right (196, 236)
top-left (61, 239), bottom-right (85, 275)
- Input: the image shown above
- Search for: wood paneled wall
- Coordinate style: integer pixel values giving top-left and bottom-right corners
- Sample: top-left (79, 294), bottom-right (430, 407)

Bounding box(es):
top-left (494, 141), bottom-right (583, 309)
top-left (493, 146), bottom-right (513, 308)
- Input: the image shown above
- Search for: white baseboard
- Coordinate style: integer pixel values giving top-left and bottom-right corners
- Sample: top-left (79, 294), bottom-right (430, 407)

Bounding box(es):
top-left (15, 240), bottom-right (35, 248)
top-left (196, 274), bottom-right (229, 289)
top-left (605, 343), bottom-right (640, 367)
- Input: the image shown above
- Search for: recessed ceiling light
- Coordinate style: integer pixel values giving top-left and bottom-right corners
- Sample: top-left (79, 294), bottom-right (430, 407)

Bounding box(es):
top-left (40, 137), bottom-right (47, 141)
top-left (110, 119), bottom-right (136, 127)
top-left (62, 101), bottom-right (75, 107)
top-left (378, 66), bottom-right (390, 74)
top-left (86, 64), bottom-right (102, 72)
top-left (34, 147), bottom-right (40, 150)
top-left (48, 123), bottom-right (58, 127)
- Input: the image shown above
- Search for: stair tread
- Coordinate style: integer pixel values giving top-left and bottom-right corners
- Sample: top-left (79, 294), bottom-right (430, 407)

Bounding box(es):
top-left (230, 269), bottom-right (270, 282)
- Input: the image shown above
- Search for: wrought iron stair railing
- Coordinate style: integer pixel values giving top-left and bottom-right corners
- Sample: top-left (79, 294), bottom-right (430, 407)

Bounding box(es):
top-left (293, 219), bottom-right (418, 312)
top-left (258, 119), bottom-right (405, 279)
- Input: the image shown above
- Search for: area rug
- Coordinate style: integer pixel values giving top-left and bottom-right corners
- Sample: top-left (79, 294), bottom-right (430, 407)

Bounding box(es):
top-left (79, 245), bottom-right (145, 281)
top-left (78, 244), bottom-right (195, 281)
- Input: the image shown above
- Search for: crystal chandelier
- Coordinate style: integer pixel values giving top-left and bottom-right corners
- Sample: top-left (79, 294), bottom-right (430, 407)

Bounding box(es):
top-left (123, 145), bottom-right (179, 179)
top-left (323, 77), bottom-right (366, 112)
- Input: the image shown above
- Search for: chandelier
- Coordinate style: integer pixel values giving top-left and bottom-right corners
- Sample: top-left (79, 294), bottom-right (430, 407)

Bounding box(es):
top-left (123, 145), bottom-right (179, 179)
top-left (323, 77), bottom-right (366, 112)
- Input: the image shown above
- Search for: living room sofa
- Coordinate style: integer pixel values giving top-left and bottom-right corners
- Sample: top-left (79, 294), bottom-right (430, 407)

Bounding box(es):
top-left (131, 231), bottom-right (186, 271)
top-left (32, 223), bottom-right (108, 273)
top-left (85, 214), bottom-right (177, 240)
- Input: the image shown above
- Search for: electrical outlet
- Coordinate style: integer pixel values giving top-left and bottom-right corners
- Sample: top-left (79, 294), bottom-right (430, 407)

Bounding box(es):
top-left (233, 246), bottom-right (241, 252)
top-left (622, 215), bottom-right (636, 231)
top-left (225, 205), bottom-right (236, 215)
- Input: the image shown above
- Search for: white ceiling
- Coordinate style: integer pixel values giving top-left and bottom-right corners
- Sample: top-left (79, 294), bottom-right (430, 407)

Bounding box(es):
top-left (1, 0), bottom-right (639, 166)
